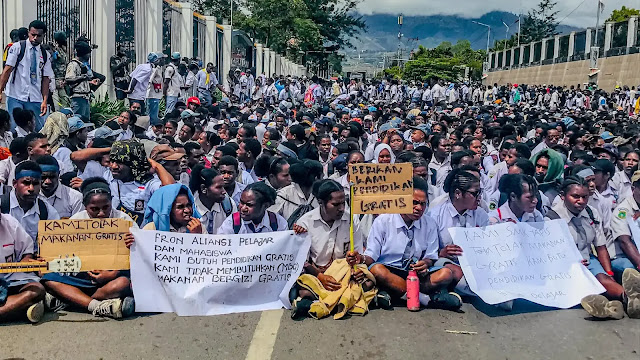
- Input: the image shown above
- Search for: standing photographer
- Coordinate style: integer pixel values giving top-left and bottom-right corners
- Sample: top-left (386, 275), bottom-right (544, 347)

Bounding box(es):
top-left (110, 45), bottom-right (130, 101)
top-left (65, 41), bottom-right (101, 120)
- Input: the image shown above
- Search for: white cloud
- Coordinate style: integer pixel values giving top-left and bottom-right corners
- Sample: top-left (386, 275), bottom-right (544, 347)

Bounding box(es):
top-left (356, 0), bottom-right (636, 27)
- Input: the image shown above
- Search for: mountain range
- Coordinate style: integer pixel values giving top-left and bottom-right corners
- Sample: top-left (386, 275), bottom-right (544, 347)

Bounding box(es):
top-left (350, 11), bottom-right (579, 52)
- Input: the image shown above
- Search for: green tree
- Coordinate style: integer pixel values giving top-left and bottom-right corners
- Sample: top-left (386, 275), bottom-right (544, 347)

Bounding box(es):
top-left (519, 0), bottom-right (559, 44)
top-left (398, 41), bottom-right (485, 82)
top-left (606, 6), bottom-right (640, 23)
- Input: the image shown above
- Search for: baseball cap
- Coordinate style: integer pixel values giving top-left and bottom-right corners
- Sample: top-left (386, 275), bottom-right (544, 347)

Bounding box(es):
top-left (592, 159), bottom-right (616, 175)
top-left (94, 126), bottom-right (122, 139)
top-left (600, 131), bottom-right (614, 141)
top-left (67, 116), bottom-right (94, 133)
top-left (248, 114), bottom-right (258, 122)
top-left (187, 96), bottom-right (201, 106)
top-left (410, 123), bottom-right (431, 136)
top-left (592, 143), bottom-right (619, 159)
top-left (181, 109), bottom-right (200, 119)
top-left (147, 52), bottom-right (163, 63)
top-left (59, 108), bottom-right (74, 116)
top-left (314, 117), bottom-right (332, 126)
top-left (171, 52), bottom-right (181, 60)
top-left (379, 122), bottom-right (397, 133)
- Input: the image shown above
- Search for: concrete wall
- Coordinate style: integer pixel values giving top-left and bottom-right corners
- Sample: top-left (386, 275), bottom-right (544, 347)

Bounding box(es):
top-left (484, 53), bottom-right (640, 91)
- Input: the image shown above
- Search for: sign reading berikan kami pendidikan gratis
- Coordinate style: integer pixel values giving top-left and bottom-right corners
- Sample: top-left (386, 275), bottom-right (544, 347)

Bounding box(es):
top-left (349, 163), bottom-right (413, 214)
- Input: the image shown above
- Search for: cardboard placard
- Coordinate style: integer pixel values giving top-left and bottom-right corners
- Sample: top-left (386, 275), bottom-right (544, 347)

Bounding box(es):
top-left (349, 163), bottom-right (413, 214)
top-left (38, 219), bottom-right (132, 271)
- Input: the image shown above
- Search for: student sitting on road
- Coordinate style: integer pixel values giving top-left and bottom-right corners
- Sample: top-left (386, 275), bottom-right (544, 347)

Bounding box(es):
top-left (41, 177), bottom-right (136, 319)
top-left (548, 176), bottom-right (636, 320)
top-left (142, 183), bottom-right (204, 234)
top-left (217, 155), bottom-right (247, 206)
top-left (609, 170), bottom-right (640, 284)
top-left (217, 182), bottom-right (287, 234)
top-left (0, 212), bottom-right (46, 323)
top-left (189, 165), bottom-right (236, 234)
top-left (290, 179), bottom-right (372, 319)
top-left (36, 155), bottom-right (83, 219)
top-left (488, 174), bottom-right (543, 224)
top-left (271, 159), bottom-right (322, 221)
top-left (363, 177), bottom-right (463, 311)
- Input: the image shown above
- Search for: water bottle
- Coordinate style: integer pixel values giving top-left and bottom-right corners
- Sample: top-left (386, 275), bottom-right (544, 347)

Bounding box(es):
top-left (406, 269), bottom-right (420, 311)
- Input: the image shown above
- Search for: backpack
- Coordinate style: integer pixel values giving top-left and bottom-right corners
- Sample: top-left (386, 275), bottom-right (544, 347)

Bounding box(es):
top-left (11, 40), bottom-right (49, 84)
top-left (0, 188), bottom-right (48, 220)
top-left (64, 59), bottom-right (90, 96)
top-left (277, 194), bottom-right (316, 230)
top-left (545, 207), bottom-right (599, 225)
top-left (232, 211), bottom-right (278, 234)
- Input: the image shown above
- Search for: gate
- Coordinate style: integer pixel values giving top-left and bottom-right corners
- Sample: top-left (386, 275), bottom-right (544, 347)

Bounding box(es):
top-left (163, 0), bottom-right (181, 57)
top-left (115, 0), bottom-right (136, 62)
top-left (37, 0), bottom-right (95, 58)
top-left (193, 13), bottom-right (206, 60)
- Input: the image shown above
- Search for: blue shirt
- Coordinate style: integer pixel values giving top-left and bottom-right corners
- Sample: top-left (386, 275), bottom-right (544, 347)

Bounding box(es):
top-left (364, 213), bottom-right (440, 269)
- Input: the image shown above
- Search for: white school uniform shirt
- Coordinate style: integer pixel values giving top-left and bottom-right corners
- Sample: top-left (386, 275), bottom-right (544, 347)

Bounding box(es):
top-left (229, 182), bottom-right (247, 206)
top-left (110, 177), bottom-right (162, 217)
top-left (217, 211), bottom-right (288, 235)
top-left (609, 196), bottom-right (639, 259)
top-left (0, 157), bottom-right (17, 184)
top-left (271, 183), bottom-right (319, 221)
top-left (128, 63), bottom-right (153, 101)
top-left (610, 170), bottom-right (632, 201)
top-left (0, 213), bottom-right (40, 284)
top-left (4, 41), bottom-right (54, 103)
top-left (428, 155), bottom-right (452, 193)
top-left (78, 160), bottom-right (112, 181)
top-left (43, 184), bottom-right (84, 219)
top-left (546, 202), bottom-right (606, 262)
top-left (364, 213), bottom-right (440, 269)
top-left (295, 207), bottom-right (360, 268)
top-left (8, 189), bottom-right (60, 248)
top-left (488, 202), bottom-right (543, 225)
top-left (52, 146), bottom-right (75, 175)
top-left (194, 193), bottom-right (237, 235)
top-left (486, 161), bottom-right (508, 194)
top-left (428, 198), bottom-right (489, 250)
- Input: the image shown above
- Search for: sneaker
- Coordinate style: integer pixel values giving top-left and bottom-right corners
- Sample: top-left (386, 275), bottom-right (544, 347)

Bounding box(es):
top-left (374, 291), bottom-right (393, 310)
top-left (290, 298), bottom-right (312, 320)
top-left (26, 301), bottom-right (44, 323)
top-left (581, 294), bottom-right (624, 320)
top-left (91, 298), bottom-right (123, 319)
top-left (44, 292), bottom-right (66, 312)
top-left (622, 268), bottom-right (640, 318)
top-left (430, 289), bottom-right (462, 311)
top-left (121, 297), bottom-right (135, 318)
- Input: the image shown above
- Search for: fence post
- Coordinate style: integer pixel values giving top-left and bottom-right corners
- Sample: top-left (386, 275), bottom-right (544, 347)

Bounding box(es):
top-left (255, 43), bottom-right (264, 76)
top-left (568, 32), bottom-right (575, 57)
top-left (93, 0), bottom-right (116, 99)
top-left (135, 0), bottom-right (163, 64)
top-left (203, 16), bottom-right (217, 66)
top-left (604, 22), bottom-right (613, 52)
top-left (220, 24), bottom-right (232, 91)
top-left (553, 35), bottom-right (560, 59)
top-left (585, 28), bottom-right (592, 55)
top-left (262, 47), bottom-right (270, 76)
top-left (174, 2), bottom-right (192, 59)
top-left (519, 45), bottom-right (525, 65)
top-left (627, 16), bottom-right (638, 48)
top-left (269, 49), bottom-right (276, 77)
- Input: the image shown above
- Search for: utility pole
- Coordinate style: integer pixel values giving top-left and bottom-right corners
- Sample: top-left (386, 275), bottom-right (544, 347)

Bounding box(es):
top-left (397, 14), bottom-right (403, 69)
top-left (472, 21), bottom-right (491, 54)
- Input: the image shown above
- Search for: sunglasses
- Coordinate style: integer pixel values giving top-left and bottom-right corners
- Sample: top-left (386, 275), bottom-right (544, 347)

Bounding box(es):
top-left (465, 189), bottom-right (482, 199)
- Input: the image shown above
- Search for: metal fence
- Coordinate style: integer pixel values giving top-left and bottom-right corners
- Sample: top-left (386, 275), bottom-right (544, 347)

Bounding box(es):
top-left (193, 14), bottom-right (206, 60)
top-left (115, 0), bottom-right (136, 62)
top-left (37, 0), bottom-right (95, 58)
top-left (162, 0), bottom-right (181, 57)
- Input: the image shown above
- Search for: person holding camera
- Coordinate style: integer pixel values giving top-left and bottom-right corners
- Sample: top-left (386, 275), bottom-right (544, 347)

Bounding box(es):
top-left (65, 41), bottom-right (101, 120)
top-left (110, 45), bottom-right (130, 101)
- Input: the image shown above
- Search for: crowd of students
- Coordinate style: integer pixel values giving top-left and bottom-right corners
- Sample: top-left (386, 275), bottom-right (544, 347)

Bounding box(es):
top-left (1, 21), bottom-right (640, 325)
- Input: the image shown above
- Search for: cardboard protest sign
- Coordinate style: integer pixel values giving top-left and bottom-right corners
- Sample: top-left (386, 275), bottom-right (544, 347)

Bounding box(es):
top-left (129, 229), bottom-right (310, 316)
top-left (38, 219), bottom-right (132, 271)
top-left (450, 220), bottom-right (605, 308)
top-left (349, 163), bottom-right (413, 214)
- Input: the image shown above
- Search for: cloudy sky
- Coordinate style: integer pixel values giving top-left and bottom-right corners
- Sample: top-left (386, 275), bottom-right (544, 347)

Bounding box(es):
top-left (357, 0), bottom-right (639, 27)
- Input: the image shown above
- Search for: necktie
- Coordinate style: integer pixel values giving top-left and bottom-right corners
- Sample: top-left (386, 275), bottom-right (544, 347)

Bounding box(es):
top-left (30, 47), bottom-right (37, 85)
top-left (571, 216), bottom-right (587, 245)
top-left (401, 227), bottom-right (415, 269)
top-left (458, 213), bottom-right (467, 227)
top-left (207, 213), bottom-right (215, 234)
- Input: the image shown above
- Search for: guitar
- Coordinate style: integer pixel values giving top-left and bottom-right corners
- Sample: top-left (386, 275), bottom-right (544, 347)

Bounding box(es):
top-left (0, 256), bottom-right (82, 274)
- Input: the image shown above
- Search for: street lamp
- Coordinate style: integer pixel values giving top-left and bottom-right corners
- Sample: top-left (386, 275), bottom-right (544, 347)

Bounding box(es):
top-left (472, 21), bottom-right (491, 54)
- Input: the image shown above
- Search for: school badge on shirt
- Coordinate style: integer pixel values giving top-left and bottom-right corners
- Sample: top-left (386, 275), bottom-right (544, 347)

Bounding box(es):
top-left (135, 199), bottom-right (145, 212)
top-left (618, 210), bottom-right (627, 219)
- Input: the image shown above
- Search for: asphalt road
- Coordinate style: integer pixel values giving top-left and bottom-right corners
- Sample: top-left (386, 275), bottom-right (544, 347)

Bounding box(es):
top-left (1, 299), bottom-right (639, 360)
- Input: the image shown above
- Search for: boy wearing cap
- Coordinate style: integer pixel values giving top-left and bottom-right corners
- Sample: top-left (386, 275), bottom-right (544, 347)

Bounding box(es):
top-left (410, 124), bottom-right (430, 148)
top-left (164, 52), bottom-right (183, 115)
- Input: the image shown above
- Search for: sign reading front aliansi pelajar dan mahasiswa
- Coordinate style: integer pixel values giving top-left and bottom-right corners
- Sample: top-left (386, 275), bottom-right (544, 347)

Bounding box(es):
top-left (349, 163), bottom-right (413, 214)
top-left (129, 229), bottom-right (310, 316)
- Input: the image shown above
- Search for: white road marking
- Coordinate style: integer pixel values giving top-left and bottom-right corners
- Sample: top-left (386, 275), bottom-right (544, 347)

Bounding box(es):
top-left (245, 310), bottom-right (284, 360)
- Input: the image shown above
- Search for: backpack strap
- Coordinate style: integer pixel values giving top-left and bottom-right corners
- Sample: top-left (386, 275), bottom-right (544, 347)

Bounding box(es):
top-left (267, 211), bottom-right (278, 231)
top-left (221, 196), bottom-right (233, 217)
top-left (545, 209), bottom-right (560, 220)
top-left (10, 41), bottom-right (26, 84)
top-left (0, 191), bottom-right (10, 214)
top-left (584, 206), bottom-right (600, 225)
top-left (232, 212), bottom-right (241, 234)
top-left (37, 199), bottom-right (48, 221)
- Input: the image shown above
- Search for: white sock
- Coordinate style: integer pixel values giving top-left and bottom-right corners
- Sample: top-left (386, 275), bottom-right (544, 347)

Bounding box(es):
top-left (401, 293), bottom-right (407, 300)
top-left (419, 293), bottom-right (431, 306)
top-left (88, 299), bottom-right (101, 312)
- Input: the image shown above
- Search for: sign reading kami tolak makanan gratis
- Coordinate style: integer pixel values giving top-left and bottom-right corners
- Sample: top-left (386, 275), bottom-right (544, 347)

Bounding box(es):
top-left (349, 163), bottom-right (413, 214)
